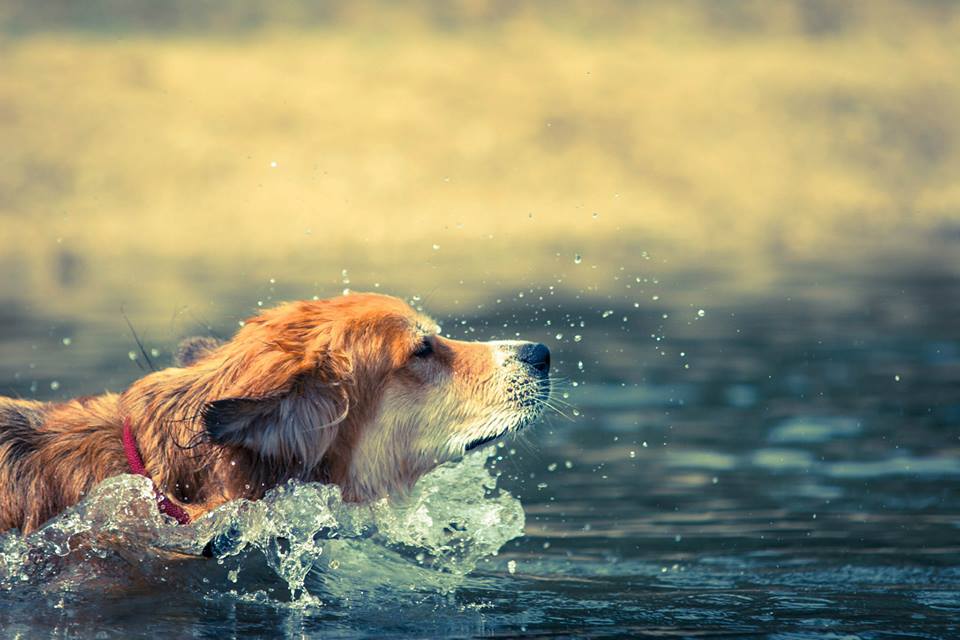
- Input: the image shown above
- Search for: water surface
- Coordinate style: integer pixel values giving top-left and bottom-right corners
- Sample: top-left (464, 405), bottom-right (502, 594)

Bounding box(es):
top-left (1, 263), bottom-right (958, 638)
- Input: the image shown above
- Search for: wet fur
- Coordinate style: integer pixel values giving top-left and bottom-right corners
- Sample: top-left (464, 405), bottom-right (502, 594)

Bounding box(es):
top-left (0, 293), bottom-right (544, 535)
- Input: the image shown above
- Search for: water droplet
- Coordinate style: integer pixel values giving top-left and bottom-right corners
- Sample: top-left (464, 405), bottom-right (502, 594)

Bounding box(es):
top-left (697, 309), bottom-right (706, 318)
top-left (50, 381), bottom-right (60, 391)
top-left (270, 160), bottom-right (278, 168)
top-left (61, 337), bottom-right (72, 346)
top-left (894, 374), bottom-right (901, 382)
top-left (507, 560), bottom-right (517, 574)
top-left (601, 310), bottom-right (614, 318)
top-left (547, 463), bottom-right (558, 471)
top-left (432, 244), bottom-right (440, 250)
top-left (577, 361), bottom-right (584, 371)
top-left (574, 335), bottom-right (582, 342)
top-left (555, 333), bottom-right (564, 340)
top-left (564, 460), bottom-right (573, 469)
top-left (128, 351), bottom-right (137, 361)
top-left (573, 253), bottom-right (582, 265)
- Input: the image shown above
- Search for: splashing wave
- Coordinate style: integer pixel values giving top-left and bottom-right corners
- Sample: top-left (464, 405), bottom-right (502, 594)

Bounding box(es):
top-left (0, 449), bottom-right (523, 604)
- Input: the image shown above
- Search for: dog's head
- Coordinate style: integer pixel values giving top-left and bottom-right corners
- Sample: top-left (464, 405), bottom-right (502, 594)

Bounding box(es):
top-left (195, 293), bottom-right (551, 500)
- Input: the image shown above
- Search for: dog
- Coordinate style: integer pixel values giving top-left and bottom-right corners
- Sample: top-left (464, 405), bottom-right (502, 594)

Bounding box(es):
top-left (0, 293), bottom-right (551, 534)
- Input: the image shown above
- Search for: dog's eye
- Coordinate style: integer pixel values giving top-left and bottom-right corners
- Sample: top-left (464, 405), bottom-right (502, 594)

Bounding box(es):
top-left (412, 337), bottom-right (433, 358)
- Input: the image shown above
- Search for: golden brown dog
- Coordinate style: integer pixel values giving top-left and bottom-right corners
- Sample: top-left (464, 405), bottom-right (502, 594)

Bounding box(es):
top-left (0, 293), bottom-right (551, 534)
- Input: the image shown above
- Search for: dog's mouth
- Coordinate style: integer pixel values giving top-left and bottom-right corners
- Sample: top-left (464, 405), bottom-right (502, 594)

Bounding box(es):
top-left (463, 411), bottom-right (539, 452)
top-left (463, 378), bottom-right (550, 453)
top-left (465, 432), bottom-right (503, 452)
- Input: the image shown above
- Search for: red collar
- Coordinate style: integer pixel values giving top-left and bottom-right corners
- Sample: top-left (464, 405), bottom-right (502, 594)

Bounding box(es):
top-left (122, 417), bottom-right (191, 525)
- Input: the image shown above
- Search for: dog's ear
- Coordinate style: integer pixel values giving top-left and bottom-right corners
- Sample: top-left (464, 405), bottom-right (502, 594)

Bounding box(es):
top-left (175, 336), bottom-right (224, 367)
top-left (201, 319), bottom-right (352, 472)
top-left (202, 381), bottom-right (347, 471)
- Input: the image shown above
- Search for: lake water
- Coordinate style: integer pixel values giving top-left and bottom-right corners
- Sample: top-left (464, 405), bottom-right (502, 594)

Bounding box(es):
top-left (1, 260), bottom-right (959, 638)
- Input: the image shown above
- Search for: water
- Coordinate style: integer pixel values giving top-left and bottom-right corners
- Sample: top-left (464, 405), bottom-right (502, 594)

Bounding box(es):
top-left (1, 262), bottom-right (959, 638)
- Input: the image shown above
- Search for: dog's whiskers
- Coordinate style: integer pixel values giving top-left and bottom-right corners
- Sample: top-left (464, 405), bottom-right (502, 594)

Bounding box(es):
top-left (535, 397), bottom-right (576, 421)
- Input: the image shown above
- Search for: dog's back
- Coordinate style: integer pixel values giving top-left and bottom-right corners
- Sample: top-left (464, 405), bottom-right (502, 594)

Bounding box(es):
top-left (0, 398), bottom-right (49, 530)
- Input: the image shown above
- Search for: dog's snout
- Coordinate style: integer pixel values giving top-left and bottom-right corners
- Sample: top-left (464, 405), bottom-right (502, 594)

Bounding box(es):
top-left (517, 342), bottom-right (550, 375)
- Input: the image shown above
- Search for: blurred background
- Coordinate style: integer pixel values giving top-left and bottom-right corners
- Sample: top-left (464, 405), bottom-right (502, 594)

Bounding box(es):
top-left (2, 0), bottom-right (959, 395)
top-left (3, 2), bottom-right (960, 636)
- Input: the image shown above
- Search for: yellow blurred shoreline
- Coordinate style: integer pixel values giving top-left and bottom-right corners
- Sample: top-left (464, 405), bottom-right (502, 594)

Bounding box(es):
top-left (1, 3), bottom-right (959, 324)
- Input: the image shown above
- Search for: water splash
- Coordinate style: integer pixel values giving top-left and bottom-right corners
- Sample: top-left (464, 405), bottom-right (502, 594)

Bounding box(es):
top-left (0, 448), bottom-right (523, 605)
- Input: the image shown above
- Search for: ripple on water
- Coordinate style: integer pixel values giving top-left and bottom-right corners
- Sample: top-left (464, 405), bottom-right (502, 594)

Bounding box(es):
top-left (767, 417), bottom-right (862, 444)
top-left (665, 450), bottom-right (738, 470)
top-left (826, 456), bottom-right (960, 478)
top-left (770, 595), bottom-right (834, 610)
top-left (914, 590), bottom-right (960, 612)
top-left (751, 448), bottom-right (815, 471)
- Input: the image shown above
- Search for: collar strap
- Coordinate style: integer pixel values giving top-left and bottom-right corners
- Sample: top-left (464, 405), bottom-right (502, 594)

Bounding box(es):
top-left (122, 417), bottom-right (191, 525)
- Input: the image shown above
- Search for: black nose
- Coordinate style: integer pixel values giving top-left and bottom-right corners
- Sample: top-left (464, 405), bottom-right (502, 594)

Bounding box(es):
top-left (517, 342), bottom-right (550, 375)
